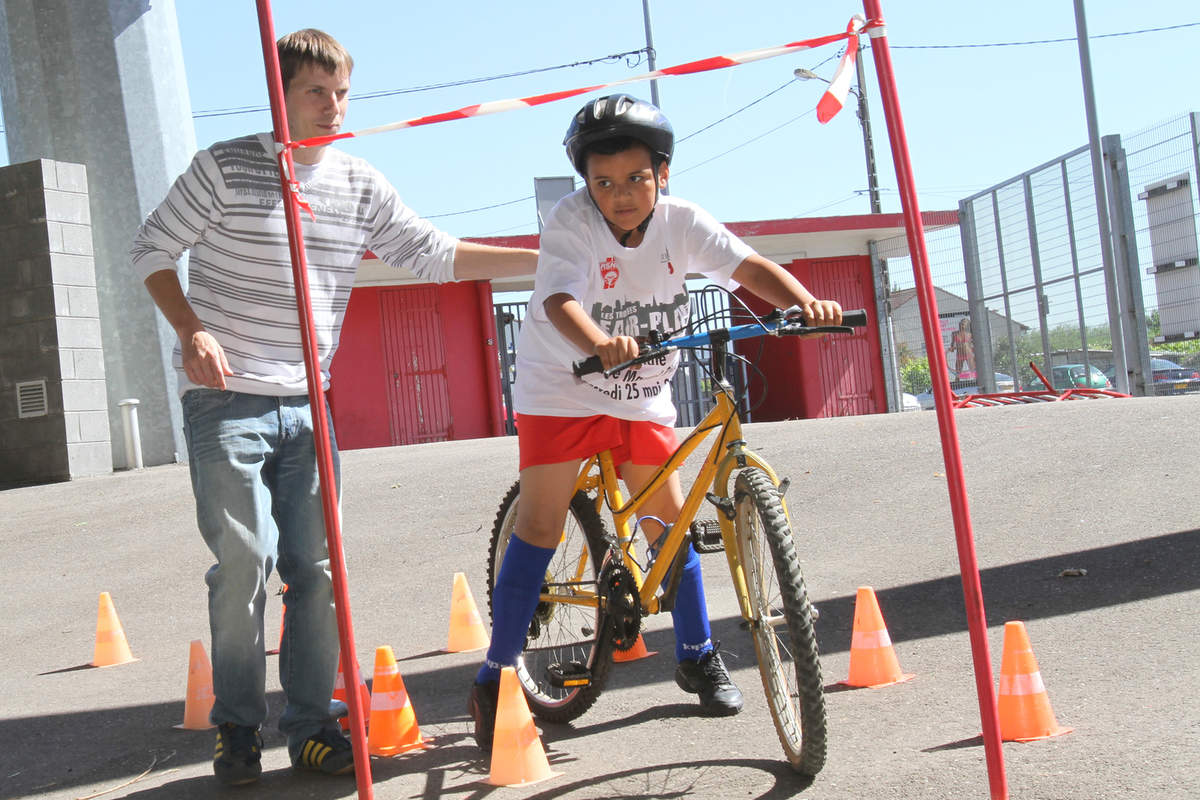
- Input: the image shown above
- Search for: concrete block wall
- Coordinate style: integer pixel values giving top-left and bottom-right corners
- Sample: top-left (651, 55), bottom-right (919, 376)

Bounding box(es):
top-left (0, 158), bottom-right (112, 485)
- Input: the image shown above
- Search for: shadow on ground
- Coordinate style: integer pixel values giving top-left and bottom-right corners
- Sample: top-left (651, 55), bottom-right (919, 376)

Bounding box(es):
top-left (5, 529), bottom-right (1195, 798)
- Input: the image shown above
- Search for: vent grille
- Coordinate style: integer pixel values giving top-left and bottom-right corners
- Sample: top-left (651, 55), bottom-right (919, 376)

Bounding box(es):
top-left (16, 380), bottom-right (49, 419)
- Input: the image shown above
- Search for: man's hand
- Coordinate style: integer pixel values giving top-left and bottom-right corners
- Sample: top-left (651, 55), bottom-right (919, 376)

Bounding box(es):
top-left (182, 330), bottom-right (233, 390)
top-left (593, 335), bottom-right (640, 372)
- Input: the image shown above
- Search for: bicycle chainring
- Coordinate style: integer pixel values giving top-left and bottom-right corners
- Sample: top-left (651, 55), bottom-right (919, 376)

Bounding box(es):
top-left (598, 554), bottom-right (641, 651)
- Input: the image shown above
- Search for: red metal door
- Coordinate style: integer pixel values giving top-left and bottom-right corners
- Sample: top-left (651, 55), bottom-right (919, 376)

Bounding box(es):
top-left (734, 255), bottom-right (884, 420)
top-left (380, 287), bottom-right (453, 445)
top-left (797, 256), bottom-right (883, 417)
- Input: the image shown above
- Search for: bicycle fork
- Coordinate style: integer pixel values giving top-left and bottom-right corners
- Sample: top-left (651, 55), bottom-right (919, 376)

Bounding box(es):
top-left (710, 440), bottom-right (789, 625)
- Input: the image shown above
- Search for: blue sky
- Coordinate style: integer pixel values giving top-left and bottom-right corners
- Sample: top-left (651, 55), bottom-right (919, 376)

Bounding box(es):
top-left (3, 2), bottom-right (1198, 240)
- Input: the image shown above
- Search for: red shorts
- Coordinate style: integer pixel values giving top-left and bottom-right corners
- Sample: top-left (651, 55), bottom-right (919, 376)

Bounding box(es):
top-left (516, 414), bottom-right (677, 471)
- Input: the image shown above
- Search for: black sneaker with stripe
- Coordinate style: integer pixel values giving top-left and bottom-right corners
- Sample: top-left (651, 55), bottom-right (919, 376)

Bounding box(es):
top-left (290, 725), bottom-right (355, 776)
top-left (213, 722), bottom-right (262, 785)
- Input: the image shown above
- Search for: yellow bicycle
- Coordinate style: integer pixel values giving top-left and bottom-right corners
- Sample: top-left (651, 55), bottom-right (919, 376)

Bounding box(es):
top-left (486, 306), bottom-right (864, 775)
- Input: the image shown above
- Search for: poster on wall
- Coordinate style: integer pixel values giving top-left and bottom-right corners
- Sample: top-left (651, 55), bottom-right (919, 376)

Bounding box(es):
top-left (939, 314), bottom-right (975, 381)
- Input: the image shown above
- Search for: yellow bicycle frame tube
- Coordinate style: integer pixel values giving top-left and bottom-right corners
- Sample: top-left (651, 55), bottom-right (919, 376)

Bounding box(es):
top-left (550, 385), bottom-right (790, 624)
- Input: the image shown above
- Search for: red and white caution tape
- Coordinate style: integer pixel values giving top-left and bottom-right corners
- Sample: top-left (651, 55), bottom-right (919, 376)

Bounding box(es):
top-left (290, 15), bottom-right (884, 151)
top-left (817, 15), bottom-right (870, 123)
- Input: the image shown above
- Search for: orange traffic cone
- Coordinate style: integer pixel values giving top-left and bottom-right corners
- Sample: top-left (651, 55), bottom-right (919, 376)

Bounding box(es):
top-left (839, 586), bottom-right (913, 688)
top-left (174, 639), bottom-right (216, 730)
top-left (997, 621), bottom-right (1072, 742)
top-left (366, 646), bottom-right (426, 755)
top-left (613, 633), bottom-right (658, 662)
top-left (92, 592), bottom-right (136, 667)
top-left (445, 572), bottom-right (490, 652)
top-left (487, 667), bottom-right (560, 787)
top-left (333, 653), bottom-right (371, 732)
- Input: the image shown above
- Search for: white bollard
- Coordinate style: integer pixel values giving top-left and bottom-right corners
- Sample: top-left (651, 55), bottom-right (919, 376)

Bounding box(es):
top-left (117, 398), bottom-right (144, 470)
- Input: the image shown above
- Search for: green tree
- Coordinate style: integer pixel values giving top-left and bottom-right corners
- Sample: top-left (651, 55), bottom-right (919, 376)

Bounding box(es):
top-left (900, 357), bottom-right (931, 395)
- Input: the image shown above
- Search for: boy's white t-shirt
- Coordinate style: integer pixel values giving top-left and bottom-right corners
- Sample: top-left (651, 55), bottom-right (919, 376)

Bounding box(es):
top-left (513, 189), bottom-right (755, 426)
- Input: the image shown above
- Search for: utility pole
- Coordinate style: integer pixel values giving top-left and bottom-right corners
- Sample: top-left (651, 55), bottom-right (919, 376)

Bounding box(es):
top-left (641, 0), bottom-right (660, 108)
top-left (854, 43), bottom-right (882, 214)
top-left (795, 57), bottom-right (881, 214)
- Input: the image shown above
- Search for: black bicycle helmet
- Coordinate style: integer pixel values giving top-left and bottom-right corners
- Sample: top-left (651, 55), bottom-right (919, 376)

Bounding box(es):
top-left (564, 94), bottom-right (674, 176)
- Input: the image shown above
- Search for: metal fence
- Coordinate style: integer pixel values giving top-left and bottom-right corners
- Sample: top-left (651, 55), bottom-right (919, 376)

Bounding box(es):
top-left (493, 286), bottom-right (750, 435)
top-left (875, 111), bottom-right (1200, 402)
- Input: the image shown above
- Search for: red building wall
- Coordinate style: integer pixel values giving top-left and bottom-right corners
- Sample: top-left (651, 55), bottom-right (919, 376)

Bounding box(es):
top-left (735, 255), bottom-right (886, 420)
top-left (329, 281), bottom-right (501, 450)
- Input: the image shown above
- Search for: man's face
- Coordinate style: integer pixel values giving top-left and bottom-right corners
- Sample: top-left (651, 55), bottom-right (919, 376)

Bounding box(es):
top-left (285, 62), bottom-right (350, 148)
top-left (584, 144), bottom-right (668, 236)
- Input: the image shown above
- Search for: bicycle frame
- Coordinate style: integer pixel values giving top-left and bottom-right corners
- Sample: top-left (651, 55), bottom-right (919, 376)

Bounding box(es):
top-left (547, 374), bottom-right (788, 625)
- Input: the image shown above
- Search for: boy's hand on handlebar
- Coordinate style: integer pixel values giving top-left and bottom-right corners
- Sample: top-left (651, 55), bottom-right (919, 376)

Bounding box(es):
top-left (593, 335), bottom-right (640, 371)
top-left (798, 299), bottom-right (842, 326)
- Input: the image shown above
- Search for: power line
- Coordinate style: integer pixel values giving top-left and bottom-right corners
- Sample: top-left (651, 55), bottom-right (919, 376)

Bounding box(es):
top-left (673, 108), bottom-right (815, 177)
top-left (891, 20), bottom-right (1200, 50)
top-left (3, 21), bottom-right (1194, 134)
top-left (677, 78), bottom-right (798, 144)
top-left (191, 47), bottom-right (650, 119)
top-left (423, 76), bottom-right (807, 220)
top-left (395, 21), bottom-right (1198, 222)
top-left (425, 193), bottom-right (534, 220)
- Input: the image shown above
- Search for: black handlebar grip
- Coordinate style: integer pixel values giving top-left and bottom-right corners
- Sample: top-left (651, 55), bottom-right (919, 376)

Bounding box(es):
top-left (842, 309), bottom-right (868, 328)
top-left (573, 355), bottom-right (604, 377)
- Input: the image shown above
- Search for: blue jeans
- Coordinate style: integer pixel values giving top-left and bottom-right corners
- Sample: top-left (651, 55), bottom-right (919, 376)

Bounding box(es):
top-left (182, 389), bottom-right (341, 750)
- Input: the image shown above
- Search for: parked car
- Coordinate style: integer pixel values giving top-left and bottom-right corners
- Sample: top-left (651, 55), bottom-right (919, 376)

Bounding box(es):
top-left (914, 372), bottom-right (1016, 410)
top-left (900, 392), bottom-right (922, 412)
top-left (1151, 357), bottom-right (1200, 395)
top-left (1029, 363), bottom-right (1111, 391)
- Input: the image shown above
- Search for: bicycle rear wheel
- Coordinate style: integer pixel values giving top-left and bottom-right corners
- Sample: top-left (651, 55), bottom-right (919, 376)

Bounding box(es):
top-left (733, 467), bottom-right (827, 775)
top-left (487, 480), bottom-right (614, 722)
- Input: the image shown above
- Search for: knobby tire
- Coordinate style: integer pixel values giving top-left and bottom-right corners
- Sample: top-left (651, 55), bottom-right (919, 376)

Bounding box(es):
top-left (487, 480), bottom-right (615, 722)
top-left (733, 467), bottom-right (828, 775)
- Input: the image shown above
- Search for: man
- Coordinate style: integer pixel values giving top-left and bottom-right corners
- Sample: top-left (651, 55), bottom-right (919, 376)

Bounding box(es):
top-left (131, 28), bottom-right (536, 784)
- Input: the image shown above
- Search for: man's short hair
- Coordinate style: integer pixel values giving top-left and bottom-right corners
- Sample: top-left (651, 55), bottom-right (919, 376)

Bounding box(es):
top-left (277, 28), bottom-right (353, 91)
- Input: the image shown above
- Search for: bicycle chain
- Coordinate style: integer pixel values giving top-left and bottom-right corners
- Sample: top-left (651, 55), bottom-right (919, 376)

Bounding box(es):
top-left (598, 555), bottom-right (641, 651)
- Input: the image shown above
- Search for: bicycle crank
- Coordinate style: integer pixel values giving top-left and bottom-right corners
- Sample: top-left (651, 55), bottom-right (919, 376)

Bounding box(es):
top-left (599, 554), bottom-right (641, 651)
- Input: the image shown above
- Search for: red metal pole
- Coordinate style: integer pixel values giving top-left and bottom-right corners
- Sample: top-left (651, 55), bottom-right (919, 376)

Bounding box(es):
top-left (859, 3), bottom-right (1008, 798)
top-left (253, 4), bottom-right (373, 797)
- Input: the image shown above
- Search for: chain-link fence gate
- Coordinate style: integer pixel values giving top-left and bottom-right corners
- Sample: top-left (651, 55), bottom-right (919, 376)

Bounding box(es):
top-left (876, 111), bottom-right (1200, 404)
top-left (494, 286), bottom-right (750, 435)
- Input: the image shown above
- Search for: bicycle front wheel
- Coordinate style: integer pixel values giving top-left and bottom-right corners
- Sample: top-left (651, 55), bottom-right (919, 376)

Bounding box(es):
top-left (487, 480), bottom-right (614, 723)
top-left (733, 467), bottom-right (828, 775)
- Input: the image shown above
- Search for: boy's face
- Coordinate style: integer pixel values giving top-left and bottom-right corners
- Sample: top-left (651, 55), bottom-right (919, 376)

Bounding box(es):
top-left (285, 62), bottom-right (350, 157)
top-left (584, 144), bottom-right (669, 234)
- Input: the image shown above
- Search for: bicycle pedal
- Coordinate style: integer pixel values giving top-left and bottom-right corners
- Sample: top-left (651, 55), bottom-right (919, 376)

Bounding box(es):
top-left (545, 661), bottom-right (592, 689)
top-left (690, 519), bottom-right (724, 553)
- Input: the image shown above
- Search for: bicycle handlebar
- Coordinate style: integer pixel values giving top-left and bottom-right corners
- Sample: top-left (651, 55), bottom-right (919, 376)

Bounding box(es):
top-left (572, 308), bottom-right (868, 378)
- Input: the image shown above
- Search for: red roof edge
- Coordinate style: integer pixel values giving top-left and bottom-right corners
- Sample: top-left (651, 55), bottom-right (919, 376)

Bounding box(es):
top-left (724, 210), bottom-right (959, 238)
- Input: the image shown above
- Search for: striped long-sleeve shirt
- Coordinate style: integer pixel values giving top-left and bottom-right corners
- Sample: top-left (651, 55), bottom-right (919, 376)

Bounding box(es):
top-left (131, 132), bottom-right (459, 396)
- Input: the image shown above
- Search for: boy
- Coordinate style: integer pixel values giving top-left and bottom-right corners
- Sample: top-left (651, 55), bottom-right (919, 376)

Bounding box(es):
top-left (132, 29), bottom-right (536, 784)
top-left (469, 94), bottom-right (841, 749)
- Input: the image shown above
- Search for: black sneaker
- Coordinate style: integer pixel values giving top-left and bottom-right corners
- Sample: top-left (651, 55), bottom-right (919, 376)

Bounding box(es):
top-left (674, 646), bottom-right (744, 716)
top-left (213, 722), bottom-right (262, 786)
top-left (290, 725), bottom-right (355, 776)
top-left (468, 680), bottom-right (500, 751)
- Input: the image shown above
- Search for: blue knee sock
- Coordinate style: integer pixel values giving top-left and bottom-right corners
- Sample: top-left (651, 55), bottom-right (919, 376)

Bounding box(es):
top-left (654, 541), bottom-right (713, 663)
top-left (476, 535), bottom-right (556, 685)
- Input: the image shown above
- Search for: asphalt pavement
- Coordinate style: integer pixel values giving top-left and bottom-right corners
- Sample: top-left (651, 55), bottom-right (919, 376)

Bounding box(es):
top-left (2, 395), bottom-right (1198, 800)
